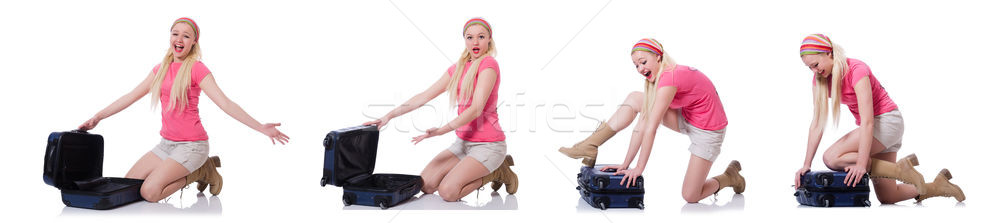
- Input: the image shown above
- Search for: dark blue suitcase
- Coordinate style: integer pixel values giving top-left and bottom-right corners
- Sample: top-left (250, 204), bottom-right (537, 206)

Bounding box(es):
top-left (576, 165), bottom-right (644, 210)
top-left (794, 170), bottom-right (871, 207)
top-left (578, 165), bottom-right (645, 191)
top-left (43, 130), bottom-right (144, 210)
top-left (321, 125), bottom-right (423, 209)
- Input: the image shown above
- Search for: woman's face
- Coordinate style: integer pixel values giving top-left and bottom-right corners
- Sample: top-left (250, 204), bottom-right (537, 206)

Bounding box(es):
top-left (631, 51), bottom-right (661, 81)
top-left (464, 25), bottom-right (490, 60)
top-left (801, 53), bottom-right (834, 79)
top-left (170, 23), bottom-right (196, 62)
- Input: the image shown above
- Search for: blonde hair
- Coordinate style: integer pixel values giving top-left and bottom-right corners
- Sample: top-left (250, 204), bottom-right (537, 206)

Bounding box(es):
top-left (446, 27), bottom-right (496, 108)
top-left (640, 51), bottom-right (677, 119)
top-left (811, 43), bottom-right (848, 129)
top-left (149, 43), bottom-right (202, 112)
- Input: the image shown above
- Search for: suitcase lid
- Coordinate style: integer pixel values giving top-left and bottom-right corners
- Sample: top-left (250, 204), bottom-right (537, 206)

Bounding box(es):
top-left (324, 125), bottom-right (379, 187)
top-left (43, 130), bottom-right (104, 189)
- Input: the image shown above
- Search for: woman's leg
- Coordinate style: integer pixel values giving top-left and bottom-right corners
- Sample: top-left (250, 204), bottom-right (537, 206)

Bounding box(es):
top-left (437, 157), bottom-right (491, 202)
top-left (821, 128), bottom-right (919, 204)
top-left (124, 152), bottom-right (163, 179)
top-left (681, 154), bottom-right (717, 203)
top-left (139, 158), bottom-right (190, 202)
top-left (420, 149), bottom-right (461, 194)
top-left (821, 128), bottom-right (888, 170)
top-left (606, 91), bottom-right (645, 131)
top-left (870, 152), bottom-right (919, 204)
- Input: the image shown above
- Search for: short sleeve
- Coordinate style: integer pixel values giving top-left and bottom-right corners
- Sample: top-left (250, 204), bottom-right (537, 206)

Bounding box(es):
top-left (151, 63), bottom-right (162, 73)
top-left (846, 60), bottom-right (872, 88)
top-left (191, 62), bottom-right (212, 84)
top-left (446, 64), bottom-right (458, 77)
top-left (477, 56), bottom-right (499, 74)
top-left (657, 69), bottom-right (676, 88)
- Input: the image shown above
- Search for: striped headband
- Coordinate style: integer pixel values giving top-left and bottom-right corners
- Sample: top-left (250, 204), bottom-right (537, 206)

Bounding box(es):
top-left (631, 38), bottom-right (663, 57)
top-left (172, 17), bottom-right (200, 42)
top-left (800, 34), bottom-right (832, 56)
top-left (463, 18), bottom-right (492, 37)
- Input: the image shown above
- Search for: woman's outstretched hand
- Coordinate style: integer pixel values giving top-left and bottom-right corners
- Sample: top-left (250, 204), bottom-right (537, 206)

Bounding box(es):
top-left (259, 123), bottom-right (290, 145)
top-left (411, 127), bottom-right (442, 145)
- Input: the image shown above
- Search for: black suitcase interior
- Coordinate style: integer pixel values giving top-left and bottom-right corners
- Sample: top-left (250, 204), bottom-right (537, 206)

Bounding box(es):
top-left (322, 125), bottom-right (423, 209)
top-left (43, 130), bottom-right (144, 210)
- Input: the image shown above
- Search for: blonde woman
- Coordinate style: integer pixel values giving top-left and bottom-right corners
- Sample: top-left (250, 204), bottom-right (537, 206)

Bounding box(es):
top-left (558, 39), bottom-right (745, 203)
top-left (78, 18), bottom-right (289, 202)
top-left (793, 34), bottom-right (964, 203)
top-left (363, 18), bottom-right (518, 202)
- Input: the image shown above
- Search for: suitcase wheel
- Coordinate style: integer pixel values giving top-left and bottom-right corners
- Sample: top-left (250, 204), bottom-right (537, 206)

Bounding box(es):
top-left (596, 178), bottom-right (609, 189)
top-left (819, 173), bottom-right (834, 187)
top-left (636, 201), bottom-right (645, 210)
top-left (321, 177), bottom-right (327, 187)
top-left (595, 197), bottom-right (609, 210)
top-left (820, 194), bottom-right (835, 207)
top-left (342, 194), bottom-right (353, 206)
top-left (377, 199), bottom-right (389, 210)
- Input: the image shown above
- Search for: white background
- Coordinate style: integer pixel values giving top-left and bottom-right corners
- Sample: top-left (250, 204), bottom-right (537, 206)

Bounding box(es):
top-left (2, 0), bottom-right (998, 222)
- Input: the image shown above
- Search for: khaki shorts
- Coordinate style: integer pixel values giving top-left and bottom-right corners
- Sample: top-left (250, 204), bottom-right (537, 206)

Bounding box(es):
top-left (677, 114), bottom-right (726, 162)
top-left (447, 139), bottom-right (507, 172)
top-left (874, 109), bottom-right (904, 154)
top-left (151, 138), bottom-right (210, 173)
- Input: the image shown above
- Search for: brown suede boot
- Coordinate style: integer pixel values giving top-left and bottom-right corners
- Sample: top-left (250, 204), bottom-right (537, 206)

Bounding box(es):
top-left (186, 156), bottom-right (223, 196)
top-left (482, 155), bottom-right (519, 194)
top-left (868, 154), bottom-right (925, 194)
top-left (712, 160), bottom-right (745, 194)
top-left (916, 169), bottom-right (966, 202)
top-left (558, 122), bottom-right (617, 167)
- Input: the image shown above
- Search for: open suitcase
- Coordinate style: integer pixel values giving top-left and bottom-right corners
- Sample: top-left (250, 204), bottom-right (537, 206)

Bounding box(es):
top-left (576, 165), bottom-right (644, 210)
top-left (43, 130), bottom-right (144, 210)
top-left (794, 170), bottom-right (871, 207)
top-left (321, 125), bottom-right (423, 209)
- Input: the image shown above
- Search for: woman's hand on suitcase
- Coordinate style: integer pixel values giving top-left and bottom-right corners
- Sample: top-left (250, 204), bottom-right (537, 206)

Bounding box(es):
top-left (843, 164), bottom-right (866, 187)
top-left (794, 166), bottom-right (810, 188)
top-left (258, 123), bottom-right (290, 145)
top-left (363, 117), bottom-right (391, 130)
top-left (78, 116), bottom-right (101, 131)
top-left (616, 168), bottom-right (643, 188)
top-left (600, 164), bottom-right (625, 172)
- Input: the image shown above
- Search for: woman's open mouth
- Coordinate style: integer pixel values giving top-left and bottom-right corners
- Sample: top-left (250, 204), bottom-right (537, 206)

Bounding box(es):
top-left (174, 44), bottom-right (184, 53)
top-left (472, 47), bottom-right (480, 54)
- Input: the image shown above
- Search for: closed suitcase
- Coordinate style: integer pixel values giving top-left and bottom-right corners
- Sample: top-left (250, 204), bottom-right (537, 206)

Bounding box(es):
top-left (578, 165), bottom-right (644, 192)
top-left (321, 125), bottom-right (423, 209)
top-left (43, 130), bottom-right (144, 210)
top-left (793, 170), bottom-right (871, 207)
top-left (576, 165), bottom-right (644, 210)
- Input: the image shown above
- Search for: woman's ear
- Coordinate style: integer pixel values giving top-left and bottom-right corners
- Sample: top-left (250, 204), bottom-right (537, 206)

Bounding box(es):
top-left (657, 55), bottom-right (663, 62)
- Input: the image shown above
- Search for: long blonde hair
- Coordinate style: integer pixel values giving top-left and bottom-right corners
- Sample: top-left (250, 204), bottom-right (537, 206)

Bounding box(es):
top-left (640, 51), bottom-right (677, 119)
top-left (446, 28), bottom-right (496, 108)
top-left (149, 43), bottom-right (202, 112)
top-left (811, 43), bottom-right (848, 129)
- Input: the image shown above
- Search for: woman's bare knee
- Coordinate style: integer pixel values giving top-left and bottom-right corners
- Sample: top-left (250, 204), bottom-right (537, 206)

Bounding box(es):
top-left (140, 185), bottom-right (163, 202)
top-left (681, 191), bottom-right (702, 203)
top-left (625, 91), bottom-right (644, 109)
top-left (438, 183), bottom-right (462, 202)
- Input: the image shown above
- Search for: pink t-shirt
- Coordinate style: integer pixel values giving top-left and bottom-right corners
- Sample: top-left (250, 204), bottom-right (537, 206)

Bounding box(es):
top-left (152, 62), bottom-right (211, 141)
top-left (446, 56), bottom-right (505, 142)
top-left (656, 65), bottom-right (728, 131)
top-left (837, 58), bottom-right (898, 125)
